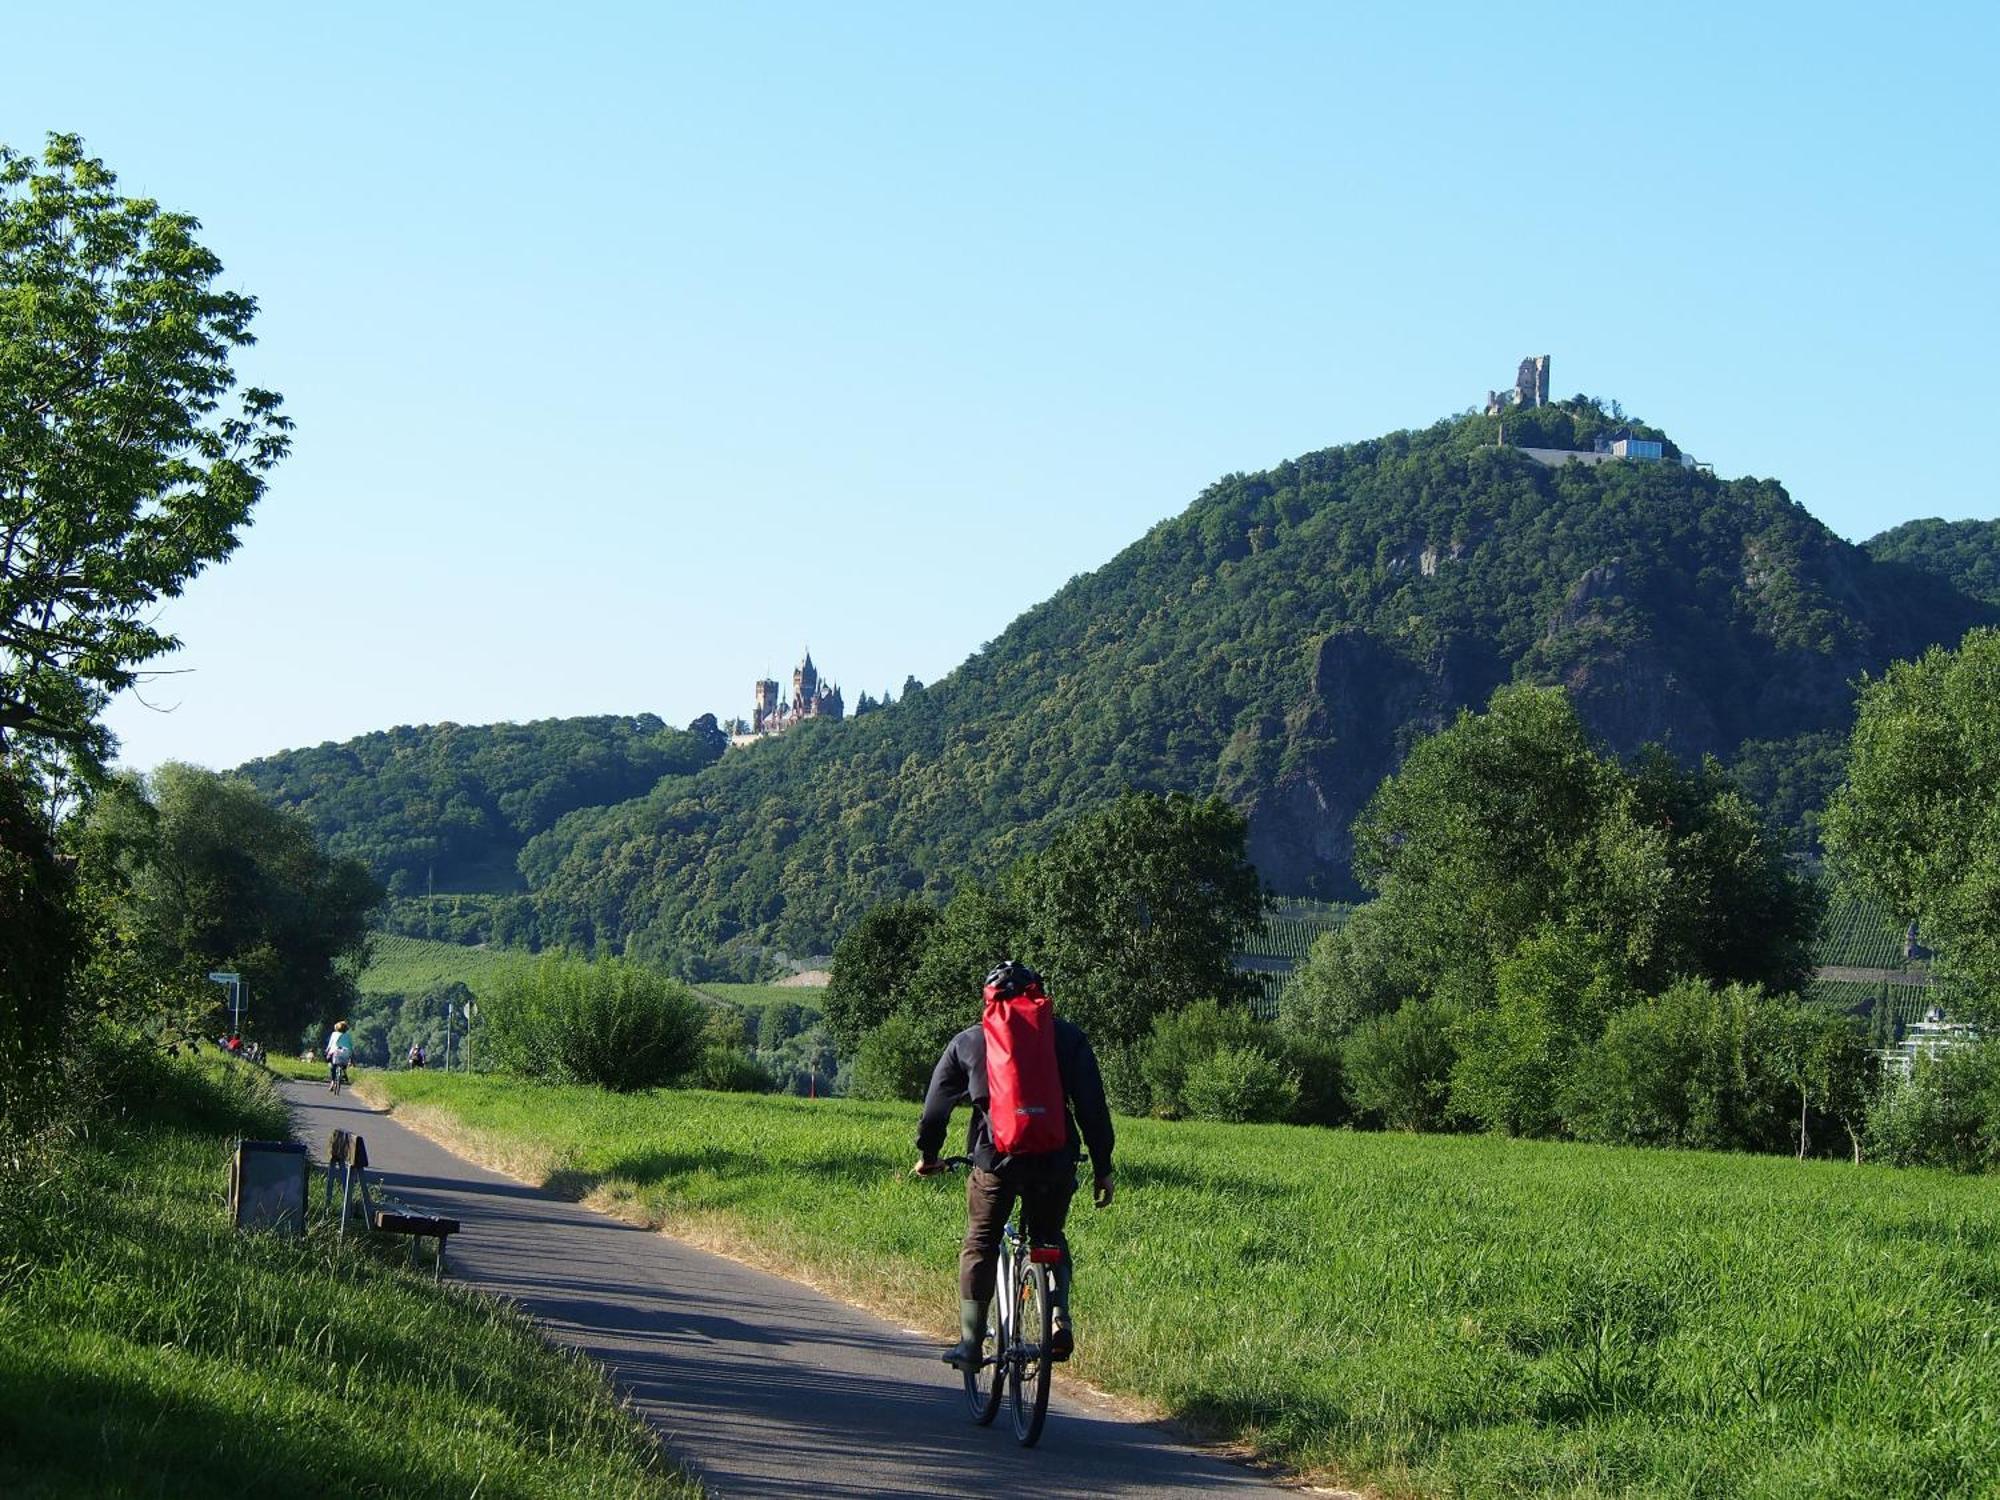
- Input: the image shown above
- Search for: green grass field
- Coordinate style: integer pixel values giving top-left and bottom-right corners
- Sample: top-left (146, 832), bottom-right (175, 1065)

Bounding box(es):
top-left (361, 1072), bottom-right (2000, 1499)
top-left (0, 1048), bottom-right (698, 1500)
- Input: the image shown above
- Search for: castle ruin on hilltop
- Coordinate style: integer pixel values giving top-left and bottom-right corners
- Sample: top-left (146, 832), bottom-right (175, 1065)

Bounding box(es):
top-left (733, 652), bottom-right (844, 744)
top-left (1485, 354), bottom-right (1550, 415)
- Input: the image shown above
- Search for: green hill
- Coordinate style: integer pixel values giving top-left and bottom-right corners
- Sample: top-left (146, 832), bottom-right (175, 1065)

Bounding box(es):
top-left (518, 401), bottom-right (1993, 964)
top-left (1865, 516), bottom-right (2000, 608)
top-left (236, 713), bottom-right (726, 895)
top-left (243, 401), bottom-right (1997, 972)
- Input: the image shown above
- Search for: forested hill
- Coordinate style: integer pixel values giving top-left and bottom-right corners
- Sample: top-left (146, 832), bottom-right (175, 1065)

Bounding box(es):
top-left (1865, 517), bottom-right (2000, 608)
top-left (234, 714), bottom-right (725, 894)
top-left (513, 400), bottom-right (1993, 968)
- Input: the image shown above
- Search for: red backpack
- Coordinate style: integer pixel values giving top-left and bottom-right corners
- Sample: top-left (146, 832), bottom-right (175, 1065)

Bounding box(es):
top-left (983, 979), bottom-right (1068, 1155)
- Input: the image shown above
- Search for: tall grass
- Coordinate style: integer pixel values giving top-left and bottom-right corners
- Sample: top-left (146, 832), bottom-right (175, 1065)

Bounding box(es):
top-left (367, 1071), bottom-right (2000, 1498)
top-left (0, 1046), bottom-right (698, 1499)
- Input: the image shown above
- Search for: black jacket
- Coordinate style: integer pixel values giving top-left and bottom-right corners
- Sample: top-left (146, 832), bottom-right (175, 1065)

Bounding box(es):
top-left (915, 1016), bottom-right (1116, 1178)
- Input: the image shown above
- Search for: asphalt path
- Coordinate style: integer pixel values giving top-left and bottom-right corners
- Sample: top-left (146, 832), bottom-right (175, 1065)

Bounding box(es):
top-left (280, 1079), bottom-right (1284, 1498)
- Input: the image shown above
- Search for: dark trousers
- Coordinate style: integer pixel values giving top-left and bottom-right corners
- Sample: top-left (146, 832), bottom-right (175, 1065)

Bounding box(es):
top-left (961, 1165), bottom-right (1075, 1301)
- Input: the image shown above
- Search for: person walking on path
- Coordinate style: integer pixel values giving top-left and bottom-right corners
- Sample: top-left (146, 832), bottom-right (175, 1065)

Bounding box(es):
top-left (325, 1020), bottom-right (354, 1094)
top-left (912, 960), bottom-right (1116, 1368)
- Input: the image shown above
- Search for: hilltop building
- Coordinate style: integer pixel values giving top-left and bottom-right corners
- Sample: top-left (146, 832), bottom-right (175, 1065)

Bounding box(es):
top-left (732, 652), bottom-right (845, 745)
top-left (1485, 355), bottom-right (1712, 473)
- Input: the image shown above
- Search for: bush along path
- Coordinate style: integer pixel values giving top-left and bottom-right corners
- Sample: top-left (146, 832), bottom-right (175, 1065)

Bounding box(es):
top-left (279, 1079), bottom-right (1282, 1499)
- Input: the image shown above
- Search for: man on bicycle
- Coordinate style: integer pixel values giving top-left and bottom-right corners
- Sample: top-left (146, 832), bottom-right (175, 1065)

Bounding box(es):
top-left (912, 961), bottom-right (1115, 1369)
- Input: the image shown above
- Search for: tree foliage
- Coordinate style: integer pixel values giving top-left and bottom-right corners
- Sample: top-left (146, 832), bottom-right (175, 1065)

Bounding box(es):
top-left (1866, 518), bottom-right (2000, 610)
top-left (1823, 627), bottom-right (2000, 1013)
top-left (1008, 792), bottom-right (1264, 1047)
top-left (0, 134), bottom-right (290, 772)
top-left (71, 764), bottom-right (380, 1044)
top-left (0, 757), bottom-right (76, 1136)
top-left (1309, 685), bottom-right (1817, 1033)
top-left (238, 713), bottom-right (724, 896)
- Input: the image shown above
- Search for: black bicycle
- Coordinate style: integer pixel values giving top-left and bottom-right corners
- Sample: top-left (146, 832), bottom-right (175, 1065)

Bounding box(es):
top-left (938, 1155), bottom-right (1059, 1446)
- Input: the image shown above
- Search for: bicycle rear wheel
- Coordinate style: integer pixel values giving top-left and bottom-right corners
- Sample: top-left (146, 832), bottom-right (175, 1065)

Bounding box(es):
top-left (964, 1248), bottom-right (1004, 1424)
top-left (1008, 1258), bottom-right (1052, 1446)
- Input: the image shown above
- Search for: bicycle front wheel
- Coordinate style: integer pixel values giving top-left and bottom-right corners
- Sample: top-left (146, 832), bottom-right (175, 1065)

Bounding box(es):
top-left (1008, 1259), bottom-right (1052, 1446)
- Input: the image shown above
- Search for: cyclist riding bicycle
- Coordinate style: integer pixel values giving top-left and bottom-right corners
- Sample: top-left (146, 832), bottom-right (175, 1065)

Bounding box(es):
top-left (912, 961), bottom-right (1115, 1369)
top-left (325, 1020), bottom-right (354, 1093)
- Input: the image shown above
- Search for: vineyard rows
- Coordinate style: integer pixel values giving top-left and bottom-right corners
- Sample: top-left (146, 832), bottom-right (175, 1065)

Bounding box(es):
top-left (1810, 894), bottom-right (1912, 970)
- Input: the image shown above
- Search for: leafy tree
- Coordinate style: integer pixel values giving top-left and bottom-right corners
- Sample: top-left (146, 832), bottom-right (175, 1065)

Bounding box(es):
top-left (1449, 924), bottom-right (1635, 1137)
top-left (1283, 904), bottom-right (1413, 1042)
top-left (1009, 792), bottom-right (1264, 1047)
top-left (904, 884), bottom-right (1022, 1037)
top-left (72, 765), bottom-right (379, 1044)
top-left (824, 898), bottom-right (940, 1052)
top-left (1181, 1045), bottom-right (1300, 1124)
top-left (1785, 1007), bottom-right (1876, 1163)
top-left (1823, 628), bottom-right (2000, 1013)
top-left (1317, 685), bottom-right (1814, 1031)
top-left (0, 135), bottom-right (290, 772)
top-left (0, 757), bottom-right (76, 1136)
top-left (1140, 999), bottom-right (1278, 1119)
top-left (849, 1012), bottom-right (941, 1102)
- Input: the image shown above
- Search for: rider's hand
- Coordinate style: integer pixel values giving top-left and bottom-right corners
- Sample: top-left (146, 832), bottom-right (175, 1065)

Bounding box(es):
top-left (911, 1156), bottom-right (946, 1177)
top-left (1093, 1173), bottom-right (1114, 1208)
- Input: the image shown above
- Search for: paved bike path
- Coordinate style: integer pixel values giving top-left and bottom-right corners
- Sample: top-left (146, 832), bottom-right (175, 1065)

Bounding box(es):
top-left (281, 1081), bottom-right (1281, 1498)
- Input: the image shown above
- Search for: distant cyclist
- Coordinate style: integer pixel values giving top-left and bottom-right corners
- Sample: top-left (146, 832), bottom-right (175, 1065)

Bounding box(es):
top-left (912, 961), bottom-right (1115, 1369)
top-left (325, 1020), bottom-right (354, 1094)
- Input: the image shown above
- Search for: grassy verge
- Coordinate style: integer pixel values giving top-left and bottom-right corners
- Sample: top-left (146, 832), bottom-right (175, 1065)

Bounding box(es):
top-left (0, 1045), bottom-right (699, 1500)
top-left (361, 1071), bottom-right (2000, 1499)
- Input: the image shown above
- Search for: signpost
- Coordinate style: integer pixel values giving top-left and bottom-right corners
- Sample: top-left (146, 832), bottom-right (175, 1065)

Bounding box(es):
top-left (207, 971), bottom-right (243, 1039)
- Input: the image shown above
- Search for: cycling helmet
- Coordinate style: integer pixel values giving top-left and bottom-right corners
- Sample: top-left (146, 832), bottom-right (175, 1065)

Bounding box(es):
top-left (982, 960), bottom-right (1042, 999)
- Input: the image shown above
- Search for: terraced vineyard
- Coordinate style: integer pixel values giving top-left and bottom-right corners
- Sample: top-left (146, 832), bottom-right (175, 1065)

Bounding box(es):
top-left (1237, 901), bottom-right (1353, 1016)
top-left (1811, 892), bottom-right (1912, 970)
top-left (358, 933), bottom-right (542, 999)
top-left (1805, 977), bottom-right (1936, 1032)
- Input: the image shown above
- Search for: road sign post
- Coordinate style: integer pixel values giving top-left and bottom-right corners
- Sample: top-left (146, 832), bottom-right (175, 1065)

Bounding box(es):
top-left (207, 971), bottom-right (242, 1039)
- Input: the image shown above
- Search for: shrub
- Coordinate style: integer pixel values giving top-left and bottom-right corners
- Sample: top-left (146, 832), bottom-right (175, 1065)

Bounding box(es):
top-left (1094, 1040), bottom-right (1152, 1116)
top-left (696, 1045), bottom-right (775, 1093)
top-left (1141, 999), bottom-right (1273, 1119)
top-left (850, 1012), bottom-right (944, 1102)
top-left (1181, 1044), bottom-right (1301, 1123)
top-left (1866, 1039), bottom-right (2000, 1172)
top-left (1343, 999), bottom-right (1460, 1131)
top-left (481, 956), bottom-right (704, 1092)
top-left (1279, 1033), bottom-right (1348, 1126)
top-left (1565, 979), bottom-right (1798, 1152)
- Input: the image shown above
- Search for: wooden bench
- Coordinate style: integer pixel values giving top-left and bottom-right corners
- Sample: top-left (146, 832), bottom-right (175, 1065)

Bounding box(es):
top-left (326, 1129), bottom-right (461, 1278)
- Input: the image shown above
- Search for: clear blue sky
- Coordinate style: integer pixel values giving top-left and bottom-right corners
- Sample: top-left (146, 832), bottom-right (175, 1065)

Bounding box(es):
top-left (7, 2), bottom-right (1994, 772)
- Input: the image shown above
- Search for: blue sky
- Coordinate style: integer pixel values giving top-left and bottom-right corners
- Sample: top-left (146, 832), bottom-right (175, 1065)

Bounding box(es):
top-left (7, 2), bottom-right (1994, 771)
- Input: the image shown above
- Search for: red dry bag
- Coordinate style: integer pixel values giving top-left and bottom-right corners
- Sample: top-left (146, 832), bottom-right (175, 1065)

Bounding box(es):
top-left (983, 981), bottom-right (1068, 1156)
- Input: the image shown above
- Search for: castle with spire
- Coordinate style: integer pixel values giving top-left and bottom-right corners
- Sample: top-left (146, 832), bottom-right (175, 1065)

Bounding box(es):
top-left (739, 652), bottom-right (844, 742)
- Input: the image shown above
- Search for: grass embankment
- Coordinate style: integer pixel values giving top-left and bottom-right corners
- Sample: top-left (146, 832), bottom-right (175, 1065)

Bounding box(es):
top-left (362, 1071), bottom-right (2000, 1499)
top-left (0, 1048), bottom-right (698, 1500)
